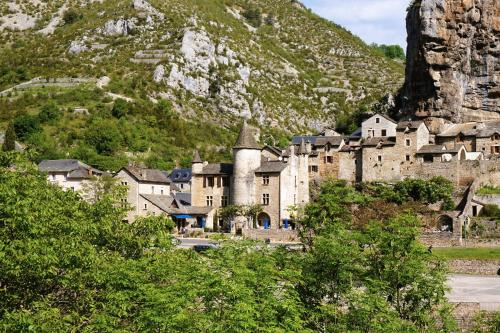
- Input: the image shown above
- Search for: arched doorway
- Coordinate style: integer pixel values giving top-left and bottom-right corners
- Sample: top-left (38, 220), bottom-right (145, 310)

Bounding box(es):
top-left (257, 212), bottom-right (271, 230)
top-left (437, 215), bottom-right (454, 232)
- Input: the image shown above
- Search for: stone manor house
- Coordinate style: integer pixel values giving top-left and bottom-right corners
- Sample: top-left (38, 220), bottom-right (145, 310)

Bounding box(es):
top-left (38, 115), bottom-right (500, 234)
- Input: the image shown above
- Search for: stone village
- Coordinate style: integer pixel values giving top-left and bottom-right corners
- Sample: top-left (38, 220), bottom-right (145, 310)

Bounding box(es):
top-left (35, 113), bottom-right (500, 243)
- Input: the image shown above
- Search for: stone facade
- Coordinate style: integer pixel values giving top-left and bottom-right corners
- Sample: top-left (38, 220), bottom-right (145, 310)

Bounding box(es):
top-left (361, 113), bottom-right (397, 138)
top-left (191, 122), bottom-right (309, 232)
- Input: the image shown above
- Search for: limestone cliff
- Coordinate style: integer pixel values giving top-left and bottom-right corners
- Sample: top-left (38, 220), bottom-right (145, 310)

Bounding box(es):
top-left (402, 0), bottom-right (500, 131)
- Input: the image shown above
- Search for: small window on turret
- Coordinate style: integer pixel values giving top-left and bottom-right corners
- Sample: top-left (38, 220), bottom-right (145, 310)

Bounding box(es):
top-left (263, 175), bottom-right (270, 185)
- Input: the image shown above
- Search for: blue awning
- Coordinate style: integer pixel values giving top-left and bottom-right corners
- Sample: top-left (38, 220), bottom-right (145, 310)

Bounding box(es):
top-left (173, 214), bottom-right (193, 219)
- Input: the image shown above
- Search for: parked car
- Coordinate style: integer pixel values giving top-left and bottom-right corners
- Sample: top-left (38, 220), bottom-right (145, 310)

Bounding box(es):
top-left (193, 244), bottom-right (219, 253)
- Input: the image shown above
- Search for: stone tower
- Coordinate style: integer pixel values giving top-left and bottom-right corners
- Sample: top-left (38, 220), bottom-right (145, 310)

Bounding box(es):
top-left (297, 139), bottom-right (310, 205)
top-left (232, 122), bottom-right (261, 206)
top-left (191, 150), bottom-right (203, 174)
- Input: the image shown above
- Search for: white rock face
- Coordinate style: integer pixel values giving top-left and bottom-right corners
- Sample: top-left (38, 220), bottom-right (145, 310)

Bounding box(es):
top-left (96, 76), bottom-right (111, 89)
top-left (132, 0), bottom-right (164, 19)
top-left (153, 65), bottom-right (165, 83)
top-left (68, 40), bottom-right (88, 54)
top-left (167, 64), bottom-right (210, 97)
top-left (181, 30), bottom-right (216, 73)
top-left (101, 18), bottom-right (136, 36)
top-left (237, 66), bottom-right (251, 85)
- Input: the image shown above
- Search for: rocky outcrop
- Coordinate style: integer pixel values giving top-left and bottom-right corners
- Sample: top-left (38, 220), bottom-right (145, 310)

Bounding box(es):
top-left (402, 0), bottom-right (500, 131)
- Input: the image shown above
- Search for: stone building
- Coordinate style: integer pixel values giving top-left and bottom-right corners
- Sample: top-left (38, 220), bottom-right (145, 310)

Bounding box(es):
top-left (115, 166), bottom-right (172, 222)
top-left (291, 135), bottom-right (345, 180)
top-left (39, 159), bottom-right (106, 193)
top-left (436, 120), bottom-right (500, 157)
top-left (361, 113), bottom-right (397, 138)
top-left (191, 122), bottom-right (310, 232)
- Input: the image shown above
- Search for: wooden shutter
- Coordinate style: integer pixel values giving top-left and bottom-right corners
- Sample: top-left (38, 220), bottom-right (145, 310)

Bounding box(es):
top-left (203, 177), bottom-right (207, 188)
top-left (217, 176), bottom-right (221, 187)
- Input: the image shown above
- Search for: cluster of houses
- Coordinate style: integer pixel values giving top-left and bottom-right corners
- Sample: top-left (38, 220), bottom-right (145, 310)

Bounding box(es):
top-left (38, 114), bottom-right (500, 234)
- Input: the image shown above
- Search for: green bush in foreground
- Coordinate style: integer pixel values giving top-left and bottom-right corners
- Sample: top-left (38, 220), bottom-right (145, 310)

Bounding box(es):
top-left (0, 155), bottom-right (456, 332)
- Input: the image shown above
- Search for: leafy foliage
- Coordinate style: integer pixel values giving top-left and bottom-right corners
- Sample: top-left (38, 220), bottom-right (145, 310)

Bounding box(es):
top-left (372, 43), bottom-right (406, 60)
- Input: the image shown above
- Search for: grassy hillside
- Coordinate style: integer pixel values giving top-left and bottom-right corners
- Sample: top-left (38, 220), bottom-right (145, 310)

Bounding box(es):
top-left (0, 0), bottom-right (404, 171)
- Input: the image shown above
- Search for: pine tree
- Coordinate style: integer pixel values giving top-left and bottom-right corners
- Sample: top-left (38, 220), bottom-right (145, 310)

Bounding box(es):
top-left (2, 122), bottom-right (17, 152)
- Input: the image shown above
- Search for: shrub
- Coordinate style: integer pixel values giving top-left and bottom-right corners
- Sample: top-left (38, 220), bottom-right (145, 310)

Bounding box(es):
top-left (63, 9), bottom-right (82, 25)
top-left (242, 7), bottom-right (262, 27)
top-left (2, 122), bottom-right (16, 152)
top-left (111, 99), bottom-right (130, 119)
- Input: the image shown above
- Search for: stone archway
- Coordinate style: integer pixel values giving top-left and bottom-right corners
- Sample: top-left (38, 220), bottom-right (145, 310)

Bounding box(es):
top-left (257, 212), bottom-right (271, 229)
top-left (437, 215), bottom-right (454, 232)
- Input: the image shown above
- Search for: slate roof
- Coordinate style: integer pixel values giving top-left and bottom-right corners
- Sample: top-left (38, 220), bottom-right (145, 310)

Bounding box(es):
top-left (234, 122), bottom-right (260, 149)
top-left (262, 146), bottom-right (283, 157)
top-left (141, 194), bottom-right (212, 216)
top-left (362, 137), bottom-right (396, 147)
top-left (255, 161), bottom-right (288, 173)
top-left (39, 159), bottom-right (104, 179)
top-left (192, 150), bottom-right (202, 163)
top-left (174, 192), bottom-right (192, 206)
top-left (436, 122), bottom-right (478, 138)
top-left (199, 163), bottom-right (233, 175)
top-left (417, 144), bottom-right (465, 154)
top-left (292, 136), bottom-right (344, 147)
top-left (169, 168), bottom-right (192, 183)
top-left (122, 166), bottom-right (171, 184)
top-left (396, 120), bottom-right (425, 131)
top-left (349, 128), bottom-right (362, 139)
top-left (367, 113), bottom-right (397, 124)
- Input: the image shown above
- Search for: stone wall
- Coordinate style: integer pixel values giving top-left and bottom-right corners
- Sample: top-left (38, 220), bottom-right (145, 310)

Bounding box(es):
top-left (243, 229), bottom-right (299, 242)
top-left (420, 232), bottom-right (462, 247)
top-left (447, 259), bottom-right (500, 275)
top-left (255, 173), bottom-right (281, 229)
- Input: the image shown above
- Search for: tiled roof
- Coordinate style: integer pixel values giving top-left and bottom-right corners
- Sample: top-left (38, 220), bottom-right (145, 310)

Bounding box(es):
top-left (255, 161), bottom-right (287, 173)
top-left (123, 166), bottom-right (171, 184)
top-left (437, 122), bottom-right (478, 137)
top-left (199, 163), bottom-right (233, 175)
top-left (192, 150), bottom-right (202, 163)
top-left (263, 146), bottom-right (283, 157)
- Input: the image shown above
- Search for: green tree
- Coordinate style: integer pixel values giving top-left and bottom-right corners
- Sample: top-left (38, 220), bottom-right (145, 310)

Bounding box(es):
top-left (38, 102), bottom-right (61, 123)
top-left (2, 122), bottom-right (16, 152)
top-left (84, 119), bottom-right (123, 155)
top-left (12, 113), bottom-right (41, 140)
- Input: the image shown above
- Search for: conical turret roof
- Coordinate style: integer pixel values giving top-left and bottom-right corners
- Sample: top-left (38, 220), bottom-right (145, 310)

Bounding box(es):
top-left (298, 138), bottom-right (308, 155)
top-left (234, 122), bottom-right (261, 150)
top-left (192, 150), bottom-right (202, 163)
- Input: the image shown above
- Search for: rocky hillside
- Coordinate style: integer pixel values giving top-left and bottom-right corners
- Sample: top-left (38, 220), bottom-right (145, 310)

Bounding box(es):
top-left (0, 0), bottom-right (404, 170)
top-left (402, 0), bottom-right (500, 132)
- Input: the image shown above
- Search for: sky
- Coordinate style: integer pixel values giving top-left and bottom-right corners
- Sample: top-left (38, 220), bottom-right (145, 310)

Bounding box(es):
top-left (301, 0), bottom-right (409, 49)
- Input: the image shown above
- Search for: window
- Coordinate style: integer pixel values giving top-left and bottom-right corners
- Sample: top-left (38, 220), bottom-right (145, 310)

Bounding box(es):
top-left (381, 129), bottom-right (387, 137)
top-left (206, 196), bottom-right (213, 207)
top-left (376, 117), bottom-right (380, 124)
top-left (423, 155), bottom-right (433, 163)
top-left (222, 177), bottom-right (230, 187)
top-left (204, 176), bottom-right (215, 188)
top-left (263, 175), bottom-right (270, 185)
top-left (121, 181), bottom-right (128, 186)
top-left (180, 183), bottom-right (184, 189)
top-left (207, 177), bottom-right (214, 187)
top-left (221, 196), bottom-right (229, 207)
top-left (51, 174), bottom-right (56, 181)
top-left (262, 194), bottom-right (270, 206)
top-left (325, 156), bottom-right (333, 164)
top-left (405, 139), bottom-right (411, 147)
top-left (368, 129), bottom-right (375, 137)
top-left (71, 187), bottom-right (75, 192)
top-left (493, 146), bottom-right (500, 154)
top-left (406, 155), bottom-right (411, 162)
top-left (377, 155), bottom-right (382, 163)
top-left (309, 165), bottom-right (319, 173)
top-left (161, 189), bottom-right (164, 195)
top-left (151, 186), bottom-right (155, 194)
top-left (143, 203), bottom-right (148, 210)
